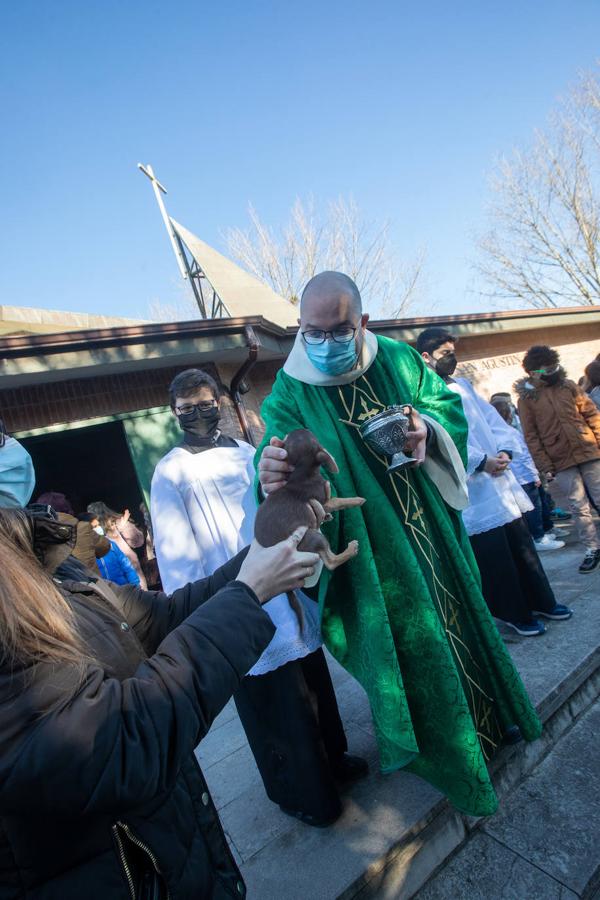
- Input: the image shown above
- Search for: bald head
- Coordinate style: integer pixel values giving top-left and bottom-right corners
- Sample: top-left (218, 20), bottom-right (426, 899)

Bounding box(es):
top-left (300, 271), bottom-right (362, 319)
top-left (298, 271), bottom-right (369, 367)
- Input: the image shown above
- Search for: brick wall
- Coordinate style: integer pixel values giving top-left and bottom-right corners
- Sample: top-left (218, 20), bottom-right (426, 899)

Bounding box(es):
top-left (0, 360), bottom-right (280, 441)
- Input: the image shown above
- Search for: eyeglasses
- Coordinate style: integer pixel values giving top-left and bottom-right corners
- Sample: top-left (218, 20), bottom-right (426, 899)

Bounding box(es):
top-left (175, 400), bottom-right (217, 415)
top-left (532, 365), bottom-right (559, 375)
top-left (301, 327), bottom-right (356, 346)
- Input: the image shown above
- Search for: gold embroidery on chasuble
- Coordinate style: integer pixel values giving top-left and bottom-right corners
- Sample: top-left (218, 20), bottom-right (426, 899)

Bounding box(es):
top-left (336, 376), bottom-right (501, 761)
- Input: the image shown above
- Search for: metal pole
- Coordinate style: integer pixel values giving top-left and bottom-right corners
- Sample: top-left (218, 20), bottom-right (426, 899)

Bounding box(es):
top-left (138, 163), bottom-right (189, 282)
top-left (172, 230), bottom-right (207, 317)
top-left (230, 325), bottom-right (260, 445)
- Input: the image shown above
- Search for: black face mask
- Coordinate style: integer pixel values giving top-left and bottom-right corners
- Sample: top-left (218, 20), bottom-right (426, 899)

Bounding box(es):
top-left (434, 353), bottom-right (457, 377)
top-left (540, 371), bottom-right (561, 386)
top-left (177, 404), bottom-right (220, 436)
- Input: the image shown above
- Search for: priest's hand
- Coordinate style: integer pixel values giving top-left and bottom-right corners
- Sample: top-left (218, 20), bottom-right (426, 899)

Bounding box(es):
top-left (258, 437), bottom-right (294, 495)
top-left (237, 527), bottom-right (319, 603)
top-left (404, 408), bottom-right (427, 465)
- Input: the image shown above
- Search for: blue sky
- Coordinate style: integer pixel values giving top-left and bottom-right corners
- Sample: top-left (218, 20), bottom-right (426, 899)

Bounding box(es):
top-left (1, 0), bottom-right (599, 320)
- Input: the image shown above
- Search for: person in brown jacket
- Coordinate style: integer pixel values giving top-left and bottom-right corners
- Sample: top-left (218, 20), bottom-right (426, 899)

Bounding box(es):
top-left (35, 491), bottom-right (111, 575)
top-left (516, 345), bottom-right (600, 573)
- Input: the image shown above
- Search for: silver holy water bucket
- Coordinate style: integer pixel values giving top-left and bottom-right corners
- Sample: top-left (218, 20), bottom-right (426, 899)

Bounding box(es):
top-left (359, 404), bottom-right (418, 473)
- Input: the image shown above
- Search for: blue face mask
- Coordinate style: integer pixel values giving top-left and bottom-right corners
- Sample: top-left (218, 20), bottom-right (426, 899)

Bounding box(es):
top-left (305, 338), bottom-right (359, 375)
top-left (0, 437), bottom-right (36, 508)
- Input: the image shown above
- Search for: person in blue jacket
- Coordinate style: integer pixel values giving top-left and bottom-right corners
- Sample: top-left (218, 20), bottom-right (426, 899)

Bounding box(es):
top-left (86, 512), bottom-right (140, 586)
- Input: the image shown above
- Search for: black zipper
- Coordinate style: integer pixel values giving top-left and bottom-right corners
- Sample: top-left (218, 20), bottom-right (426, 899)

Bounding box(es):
top-left (112, 824), bottom-right (135, 900)
top-left (113, 821), bottom-right (171, 900)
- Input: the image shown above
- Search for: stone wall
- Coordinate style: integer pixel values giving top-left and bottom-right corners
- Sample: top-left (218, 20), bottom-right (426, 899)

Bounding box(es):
top-left (449, 324), bottom-right (599, 398)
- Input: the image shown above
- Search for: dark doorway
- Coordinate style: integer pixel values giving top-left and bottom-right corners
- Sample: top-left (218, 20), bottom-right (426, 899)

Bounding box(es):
top-left (21, 420), bottom-right (145, 517)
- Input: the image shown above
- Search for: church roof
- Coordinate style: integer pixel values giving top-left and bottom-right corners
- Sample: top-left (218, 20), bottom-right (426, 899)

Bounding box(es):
top-left (0, 304), bottom-right (146, 336)
top-left (170, 219), bottom-right (299, 328)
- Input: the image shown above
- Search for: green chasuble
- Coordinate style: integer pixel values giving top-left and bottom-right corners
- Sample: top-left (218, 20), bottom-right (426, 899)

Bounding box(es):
top-left (257, 335), bottom-right (541, 817)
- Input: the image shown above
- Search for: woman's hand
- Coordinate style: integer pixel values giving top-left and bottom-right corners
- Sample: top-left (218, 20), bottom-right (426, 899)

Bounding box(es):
top-left (237, 526), bottom-right (319, 603)
top-left (257, 436), bottom-right (294, 495)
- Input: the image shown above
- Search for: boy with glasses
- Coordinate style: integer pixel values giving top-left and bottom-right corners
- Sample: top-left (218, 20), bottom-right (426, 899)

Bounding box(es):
top-left (150, 368), bottom-right (366, 828)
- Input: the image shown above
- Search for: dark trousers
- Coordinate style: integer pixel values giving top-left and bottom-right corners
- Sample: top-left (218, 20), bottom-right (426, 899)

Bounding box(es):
top-left (539, 485), bottom-right (555, 532)
top-left (522, 482), bottom-right (555, 540)
top-left (522, 482), bottom-right (544, 540)
top-left (234, 648), bottom-right (347, 819)
top-left (470, 516), bottom-right (557, 624)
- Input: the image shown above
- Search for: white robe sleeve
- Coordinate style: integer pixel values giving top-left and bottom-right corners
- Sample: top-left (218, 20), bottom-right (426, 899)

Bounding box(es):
top-left (421, 415), bottom-right (469, 510)
top-left (464, 424), bottom-right (488, 476)
top-left (151, 465), bottom-right (206, 596)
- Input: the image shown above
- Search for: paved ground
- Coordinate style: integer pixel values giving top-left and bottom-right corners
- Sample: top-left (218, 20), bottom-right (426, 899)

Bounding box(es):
top-left (416, 696), bottom-right (600, 899)
top-left (196, 517), bottom-right (600, 898)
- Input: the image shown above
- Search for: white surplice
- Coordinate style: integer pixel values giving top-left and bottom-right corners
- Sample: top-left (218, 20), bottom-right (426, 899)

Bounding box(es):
top-left (150, 440), bottom-right (321, 675)
top-left (448, 378), bottom-right (533, 536)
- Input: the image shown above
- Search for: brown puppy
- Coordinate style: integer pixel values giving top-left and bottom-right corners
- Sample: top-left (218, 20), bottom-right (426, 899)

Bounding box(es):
top-left (255, 429), bottom-right (365, 627)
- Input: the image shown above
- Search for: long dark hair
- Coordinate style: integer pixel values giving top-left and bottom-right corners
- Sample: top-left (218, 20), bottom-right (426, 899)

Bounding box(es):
top-left (0, 509), bottom-right (89, 673)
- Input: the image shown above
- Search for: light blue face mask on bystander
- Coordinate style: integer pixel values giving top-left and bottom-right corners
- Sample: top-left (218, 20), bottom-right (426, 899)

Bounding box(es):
top-left (304, 339), bottom-right (359, 376)
top-left (0, 437), bottom-right (36, 508)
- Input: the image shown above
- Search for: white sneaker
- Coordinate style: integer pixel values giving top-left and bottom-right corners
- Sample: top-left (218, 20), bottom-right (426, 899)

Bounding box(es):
top-left (534, 534), bottom-right (565, 551)
top-left (545, 528), bottom-right (568, 540)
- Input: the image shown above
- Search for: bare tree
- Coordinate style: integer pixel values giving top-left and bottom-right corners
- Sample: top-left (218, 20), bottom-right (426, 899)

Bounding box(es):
top-left (148, 278), bottom-right (201, 322)
top-left (477, 68), bottom-right (600, 308)
top-left (225, 195), bottom-right (425, 315)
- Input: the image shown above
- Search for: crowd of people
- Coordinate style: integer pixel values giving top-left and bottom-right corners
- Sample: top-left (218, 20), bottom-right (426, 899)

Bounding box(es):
top-left (0, 273), bottom-right (599, 899)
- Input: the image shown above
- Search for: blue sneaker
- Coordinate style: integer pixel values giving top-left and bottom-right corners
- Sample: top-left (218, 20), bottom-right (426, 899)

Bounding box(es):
top-left (551, 508), bottom-right (572, 521)
top-left (503, 619), bottom-right (546, 636)
top-left (503, 725), bottom-right (523, 745)
top-left (533, 604), bottom-right (573, 620)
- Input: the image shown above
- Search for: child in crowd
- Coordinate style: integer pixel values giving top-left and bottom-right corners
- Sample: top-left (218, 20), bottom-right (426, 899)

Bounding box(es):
top-left (489, 399), bottom-right (564, 552)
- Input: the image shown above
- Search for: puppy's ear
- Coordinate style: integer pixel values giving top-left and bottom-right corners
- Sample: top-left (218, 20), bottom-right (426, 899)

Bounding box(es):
top-left (316, 449), bottom-right (339, 474)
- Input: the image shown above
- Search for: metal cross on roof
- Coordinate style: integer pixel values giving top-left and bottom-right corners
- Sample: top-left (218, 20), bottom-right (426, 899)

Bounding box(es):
top-left (138, 162), bottom-right (229, 319)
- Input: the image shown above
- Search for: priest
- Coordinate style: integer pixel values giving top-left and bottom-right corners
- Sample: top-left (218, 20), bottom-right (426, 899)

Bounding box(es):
top-left (256, 271), bottom-right (541, 817)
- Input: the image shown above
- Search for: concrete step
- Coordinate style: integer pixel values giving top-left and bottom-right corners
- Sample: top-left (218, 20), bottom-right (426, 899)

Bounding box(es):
top-left (415, 698), bottom-right (600, 899)
top-left (198, 542), bottom-right (600, 899)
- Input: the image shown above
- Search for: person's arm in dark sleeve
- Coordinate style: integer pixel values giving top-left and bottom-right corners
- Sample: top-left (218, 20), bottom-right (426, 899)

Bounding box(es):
top-left (0, 579), bottom-right (275, 817)
top-left (110, 547), bottom-right (250, 654)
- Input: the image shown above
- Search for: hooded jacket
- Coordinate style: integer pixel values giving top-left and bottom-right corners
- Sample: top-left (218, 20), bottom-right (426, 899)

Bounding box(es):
top-left (515, 369), bottom-right (600, 474)
top-left (0, 549), bottom-right (275, 899)
top-left (55, 511), bottom-right (111, 575)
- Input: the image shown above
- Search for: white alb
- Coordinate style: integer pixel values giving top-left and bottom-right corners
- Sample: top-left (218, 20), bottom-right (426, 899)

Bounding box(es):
top-left (150, 441), bottom-right (322, 676)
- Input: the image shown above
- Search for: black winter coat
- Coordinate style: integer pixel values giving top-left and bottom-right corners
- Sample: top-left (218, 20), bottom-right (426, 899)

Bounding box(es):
top-left (0, 553), bottom-right (275, 899)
